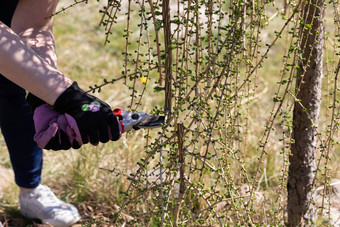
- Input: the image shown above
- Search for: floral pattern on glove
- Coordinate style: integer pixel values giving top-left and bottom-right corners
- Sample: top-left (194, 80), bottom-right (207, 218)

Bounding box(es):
top-left (81, 101), bottom-right (101, 112)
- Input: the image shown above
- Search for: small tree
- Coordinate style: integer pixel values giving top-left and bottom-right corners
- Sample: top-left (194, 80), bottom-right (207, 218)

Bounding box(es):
top-left (287, 0), bottom-right (326, 225)
top-left (55, 0), bottom-right (337, 225)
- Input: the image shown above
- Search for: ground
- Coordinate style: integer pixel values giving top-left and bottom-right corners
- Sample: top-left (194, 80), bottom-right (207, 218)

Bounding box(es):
top-left (0, 201), bottom-right (126, 227)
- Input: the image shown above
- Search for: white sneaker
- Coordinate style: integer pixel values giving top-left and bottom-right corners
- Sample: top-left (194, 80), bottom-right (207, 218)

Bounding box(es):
top-left (19, 185), bottom-right (80, 227)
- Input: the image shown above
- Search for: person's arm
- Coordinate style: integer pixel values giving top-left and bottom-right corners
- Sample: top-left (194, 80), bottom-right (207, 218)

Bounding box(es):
top-left (0, 0), bottom-right (122, 145)
top-left (0, 21), bottom-right (72, 105)
top-left (0, 0), bottom-right (70, 105)
top-left (12, 0), bottom-right (58, 68)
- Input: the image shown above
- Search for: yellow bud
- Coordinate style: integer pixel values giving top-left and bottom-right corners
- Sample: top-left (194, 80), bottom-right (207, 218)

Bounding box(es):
top-left (140, 76), bottom-right (148, 84)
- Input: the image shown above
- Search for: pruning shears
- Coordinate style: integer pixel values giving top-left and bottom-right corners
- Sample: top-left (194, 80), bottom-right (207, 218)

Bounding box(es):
top-left (113, 109), bottom-right (165, 132)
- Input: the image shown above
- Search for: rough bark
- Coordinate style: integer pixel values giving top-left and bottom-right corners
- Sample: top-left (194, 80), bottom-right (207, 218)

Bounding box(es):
top-left (287, 0), bottom-right (325, 225)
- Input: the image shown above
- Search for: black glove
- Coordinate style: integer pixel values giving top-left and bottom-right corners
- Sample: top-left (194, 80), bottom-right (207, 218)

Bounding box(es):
top-left (53, 82), bottom-right (121, 144)
top-left (26, 93), bottom-right (81, 150)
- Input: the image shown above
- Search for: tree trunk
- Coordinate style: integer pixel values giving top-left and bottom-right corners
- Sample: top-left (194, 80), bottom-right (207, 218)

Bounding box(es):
top-left (287, 0), bottom-right (325, 225)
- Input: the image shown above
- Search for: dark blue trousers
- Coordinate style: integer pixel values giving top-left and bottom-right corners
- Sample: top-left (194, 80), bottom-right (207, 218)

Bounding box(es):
top-left (0, 0), bottom-right (43, 188)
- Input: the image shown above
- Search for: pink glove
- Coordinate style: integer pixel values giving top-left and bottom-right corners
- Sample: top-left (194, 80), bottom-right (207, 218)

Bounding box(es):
top-left (33, 104), bottom-right (83, 150)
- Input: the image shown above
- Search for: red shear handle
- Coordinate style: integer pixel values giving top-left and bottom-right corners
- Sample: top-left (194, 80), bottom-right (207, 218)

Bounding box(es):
top-left (113, 109), bottom-right (125, 133)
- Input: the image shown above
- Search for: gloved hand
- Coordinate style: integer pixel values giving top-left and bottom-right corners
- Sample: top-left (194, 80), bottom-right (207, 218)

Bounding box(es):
top-left (53, 82), bottom-right (122, 145)
top-left (27, 93), bottom-right (82, 150)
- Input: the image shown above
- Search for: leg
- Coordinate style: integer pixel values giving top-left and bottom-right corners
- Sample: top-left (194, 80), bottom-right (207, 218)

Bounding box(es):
top-left (0, 76), bottom-right (42, 189)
